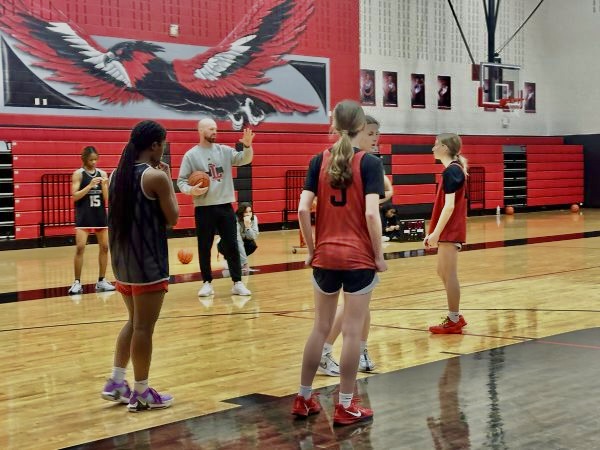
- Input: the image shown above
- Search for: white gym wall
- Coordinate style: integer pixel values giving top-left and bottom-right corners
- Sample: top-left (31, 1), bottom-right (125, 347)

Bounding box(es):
top-left (359, 0), bottom-right (595, 136)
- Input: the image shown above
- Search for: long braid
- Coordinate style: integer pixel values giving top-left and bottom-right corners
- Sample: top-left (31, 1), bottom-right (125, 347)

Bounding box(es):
top-left (109, 121), bottom-right (166, 247)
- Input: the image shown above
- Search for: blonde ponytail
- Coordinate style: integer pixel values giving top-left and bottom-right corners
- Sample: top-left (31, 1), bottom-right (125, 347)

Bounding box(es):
top-left (457, 154), bottom-right (469, 175)
top-left (328, 133), bottom-right (354, 189)
top-left (327, 100), bottom-right (366, 189)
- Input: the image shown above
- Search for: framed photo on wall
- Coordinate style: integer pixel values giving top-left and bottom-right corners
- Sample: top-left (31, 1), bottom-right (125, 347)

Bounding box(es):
top-left (411, 73), bottom-right (425, 108)
top-left (524, 82), bottom-right (536, 113)
top-left (437, 75), bottom-right (451, 110)
top-left (360, 69), bottom-right (376, 106)
top-left (382, 71), bottom-right (398, 107)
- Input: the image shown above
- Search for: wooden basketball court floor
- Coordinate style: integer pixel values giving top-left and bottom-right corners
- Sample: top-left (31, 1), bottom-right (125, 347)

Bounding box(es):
top-left (1, 209), bottom-right (599, 449)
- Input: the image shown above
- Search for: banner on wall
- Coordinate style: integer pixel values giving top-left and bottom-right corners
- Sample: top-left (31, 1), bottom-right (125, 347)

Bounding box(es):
top-left (411, 73), bottom-right (425, 108)
top-left (360, 69), bottom-right (376, 106)
top-left (382, 71), bottom-right (397, 107)
top-left (437, 76), bottom-right (451, 110)
top-left (0, 0), bottom-right (330, 129)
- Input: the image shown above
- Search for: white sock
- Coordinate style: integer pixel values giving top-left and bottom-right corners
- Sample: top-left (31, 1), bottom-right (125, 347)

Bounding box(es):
top-left (299, 385), bottom-right (312, 400)
top-left (323, 343), bottom-right (333, 356)
top-left (134, 379), bottom-right (149, 394)
top-left (360, 341), bottom-right (367, 353)
top-left (448, 311), bottom-right (460, 323)
top-left (111, 367), bottom-right (126, 382)
top-left (339, 392), bottom-right (353, 408)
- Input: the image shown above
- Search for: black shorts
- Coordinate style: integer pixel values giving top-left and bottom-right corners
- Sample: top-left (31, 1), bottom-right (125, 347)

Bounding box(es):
top-left (312, 268), bottom-right (378, 295)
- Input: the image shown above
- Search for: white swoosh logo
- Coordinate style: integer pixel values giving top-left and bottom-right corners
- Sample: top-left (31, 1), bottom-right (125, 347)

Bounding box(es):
top-left (347, 410), bottom-right (362, 417)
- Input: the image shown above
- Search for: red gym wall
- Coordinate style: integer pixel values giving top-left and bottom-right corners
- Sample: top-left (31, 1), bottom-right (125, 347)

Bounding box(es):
top-left (0, 0), bottom-right (584, 241)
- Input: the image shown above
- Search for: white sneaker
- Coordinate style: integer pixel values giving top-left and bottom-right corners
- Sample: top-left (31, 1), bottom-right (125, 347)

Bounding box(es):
top-left (95, 279), bottom-right (116, 292)
top-left (381, 236), bottom-right (390, 242)
top-left (68, 280), bottom-right (83, 295)
top-left (198, 282), bottom-right (214, 297)
top-left (231, 281), bottom-right (251, 296)
top-left (318, 352), bottom-right (340, 376)
top-left (358, 348), bottom-right (376, 372)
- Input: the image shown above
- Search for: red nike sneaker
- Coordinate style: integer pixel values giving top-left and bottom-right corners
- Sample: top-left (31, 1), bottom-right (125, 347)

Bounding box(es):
top-left (291, 394), bottom-right (321, 418)
top-left (429, 315), bottom-right (467, 334)
top-left (333, 399), bottom-right (374, 426)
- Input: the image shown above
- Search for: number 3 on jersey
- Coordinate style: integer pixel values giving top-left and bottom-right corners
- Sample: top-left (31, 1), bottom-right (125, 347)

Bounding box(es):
top-left (330, 188), bottom-right (347, 207)
top-left (90, 194), bottom-right (101, 207)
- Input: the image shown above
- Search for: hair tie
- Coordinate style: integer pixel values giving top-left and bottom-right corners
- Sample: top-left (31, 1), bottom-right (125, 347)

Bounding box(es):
top-left (340, 130), bottom-right (348, 136)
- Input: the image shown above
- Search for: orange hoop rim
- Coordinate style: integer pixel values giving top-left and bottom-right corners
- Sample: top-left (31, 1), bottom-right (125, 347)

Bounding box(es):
top-left (499, 97), bottom-right (524, 108)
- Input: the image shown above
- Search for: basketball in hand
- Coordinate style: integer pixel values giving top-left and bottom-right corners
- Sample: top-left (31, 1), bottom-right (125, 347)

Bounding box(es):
top-left (177, 249), bottom-right (193, 264)
top-left (188, 171), bottom-right (210, 188)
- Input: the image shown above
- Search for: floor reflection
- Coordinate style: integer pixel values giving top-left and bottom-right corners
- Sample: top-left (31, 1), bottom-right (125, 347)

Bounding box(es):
top-left (428, 357), bottom-right (471, 449)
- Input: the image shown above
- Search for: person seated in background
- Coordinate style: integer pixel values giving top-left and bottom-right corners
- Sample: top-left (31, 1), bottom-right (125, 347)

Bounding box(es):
top-left (382, 206), bottom-right (402, 241)
top-left (218, 202), bottom-right (259, 272)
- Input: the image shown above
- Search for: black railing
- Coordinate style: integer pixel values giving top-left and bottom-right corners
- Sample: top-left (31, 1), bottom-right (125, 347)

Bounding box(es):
top-left (282, 169), bottom-right (307, 228)
top-left (40, 173), bottom-right (74, 246)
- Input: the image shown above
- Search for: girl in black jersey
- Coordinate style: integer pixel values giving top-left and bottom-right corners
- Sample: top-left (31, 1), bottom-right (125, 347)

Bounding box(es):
top-left (102, 121), bottom-right (179, 412)
top-left (68, 146), bottom-right (115, 295)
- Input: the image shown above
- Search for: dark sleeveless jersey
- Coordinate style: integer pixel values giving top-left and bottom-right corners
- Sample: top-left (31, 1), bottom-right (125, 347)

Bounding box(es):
top-left (311, 150), bottom-right (380, 270)
top-left (108, 163), bottom-right (169, 285)
top-left (74, 168), bottom-right (107, 228)
top-left (428, 161), bottom-right (467, 243)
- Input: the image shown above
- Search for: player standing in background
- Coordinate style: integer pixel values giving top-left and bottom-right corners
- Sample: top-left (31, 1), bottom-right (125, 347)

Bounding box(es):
top-left (68, 146), bottom-right (115, 295)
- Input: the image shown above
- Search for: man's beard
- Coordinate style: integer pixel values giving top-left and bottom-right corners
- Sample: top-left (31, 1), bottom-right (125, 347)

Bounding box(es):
top-left (205, 135), bottom-right (216, 143)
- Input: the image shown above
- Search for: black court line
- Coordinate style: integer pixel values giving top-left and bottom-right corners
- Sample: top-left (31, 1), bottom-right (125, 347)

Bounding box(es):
top-left (1, 229), bottom-right (599, 304)
top-left (5, 302), bottom-right (599, 335)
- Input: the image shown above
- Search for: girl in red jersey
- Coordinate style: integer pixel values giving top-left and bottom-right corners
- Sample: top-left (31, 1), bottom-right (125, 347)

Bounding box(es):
top-left (424, 133), bottom-right (468, 334)
top-left (291, 100), bottom-right (387, 426)
top-left (318, 115), bottom-right (393, 376)
top-left (101, 121), bottom-right (179, 412)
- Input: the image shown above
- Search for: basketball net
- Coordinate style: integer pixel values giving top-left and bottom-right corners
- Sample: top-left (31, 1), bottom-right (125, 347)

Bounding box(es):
top-left (500, 97), bottom-right (523, 117)
top-left (500, 98), bottom-right (523, 128)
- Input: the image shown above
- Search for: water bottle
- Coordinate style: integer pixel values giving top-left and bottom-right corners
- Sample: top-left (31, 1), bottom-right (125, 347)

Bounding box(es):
top-left (496, 205), bottom-right (501, 215)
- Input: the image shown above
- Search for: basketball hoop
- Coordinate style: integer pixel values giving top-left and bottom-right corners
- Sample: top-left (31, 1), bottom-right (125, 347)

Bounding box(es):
top-left (499, 97), bottom-right (523, 113)
top-left (499, 97), bottom-right (523, 128)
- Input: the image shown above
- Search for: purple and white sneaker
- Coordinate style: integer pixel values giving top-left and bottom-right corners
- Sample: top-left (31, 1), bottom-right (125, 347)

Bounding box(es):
top-left (127, 387), bottom-right (173, 412)
top-left (101, 379), bottom-right (131, 404)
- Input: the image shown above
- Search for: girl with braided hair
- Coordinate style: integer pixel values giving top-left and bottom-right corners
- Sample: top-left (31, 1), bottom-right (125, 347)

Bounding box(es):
top-left (101, 120), bottom-right (179, 412)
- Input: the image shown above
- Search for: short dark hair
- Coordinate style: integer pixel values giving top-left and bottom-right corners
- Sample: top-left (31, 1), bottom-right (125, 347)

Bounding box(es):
top-left (81, 146), bottom-right (98, 162)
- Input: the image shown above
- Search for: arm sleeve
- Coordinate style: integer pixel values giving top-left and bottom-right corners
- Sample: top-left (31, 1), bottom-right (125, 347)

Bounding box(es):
top-left (361, 154), bottom-right (385, 197)
top-left (242, 215), bottom-right (259, 240)
top-left (176, 153), bottom-right (193, 194)
top-left (442, 164), bottom-right (465, 194)
top-left (303, 153), bottom-right (323, 193)
top-left (230, 144), bottom-right (253, 166)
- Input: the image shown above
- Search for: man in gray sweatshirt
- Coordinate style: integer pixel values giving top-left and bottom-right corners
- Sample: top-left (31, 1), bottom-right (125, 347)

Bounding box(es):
top-left (177, 118), bottom-right (254, 297)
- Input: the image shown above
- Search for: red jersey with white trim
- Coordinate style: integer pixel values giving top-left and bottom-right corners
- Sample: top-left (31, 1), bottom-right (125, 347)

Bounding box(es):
top-left (311, 150), bottom-right (376, 270)
top-left (428, 161), bottom-right (467, 243)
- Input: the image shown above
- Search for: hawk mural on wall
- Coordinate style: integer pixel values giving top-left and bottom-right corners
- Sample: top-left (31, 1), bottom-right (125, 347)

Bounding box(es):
top-left (0, 0), bottom-right (319, 129)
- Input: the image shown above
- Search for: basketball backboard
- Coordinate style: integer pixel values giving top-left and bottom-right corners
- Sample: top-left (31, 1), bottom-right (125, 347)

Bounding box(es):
top-left (478, 62), bottom-right (522, 109)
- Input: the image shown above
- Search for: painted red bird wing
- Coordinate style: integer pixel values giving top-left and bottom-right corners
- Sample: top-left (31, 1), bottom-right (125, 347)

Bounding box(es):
top-left (0, 1), bottom-right (144, 104)
top-left (171, 0), bottom-right (316, 112)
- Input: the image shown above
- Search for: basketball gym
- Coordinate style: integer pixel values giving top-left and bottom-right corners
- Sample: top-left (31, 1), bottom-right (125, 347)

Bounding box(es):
top-left (0, 1), bottom-right (599, 449)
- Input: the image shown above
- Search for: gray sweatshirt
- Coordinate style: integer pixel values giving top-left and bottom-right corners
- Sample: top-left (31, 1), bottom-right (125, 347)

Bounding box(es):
top-left (177, 144), bottom-right (253, 206)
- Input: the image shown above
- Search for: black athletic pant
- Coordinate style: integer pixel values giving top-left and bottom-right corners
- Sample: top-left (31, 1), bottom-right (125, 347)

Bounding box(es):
top-left (194, 204), bottom-right (241, 283)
